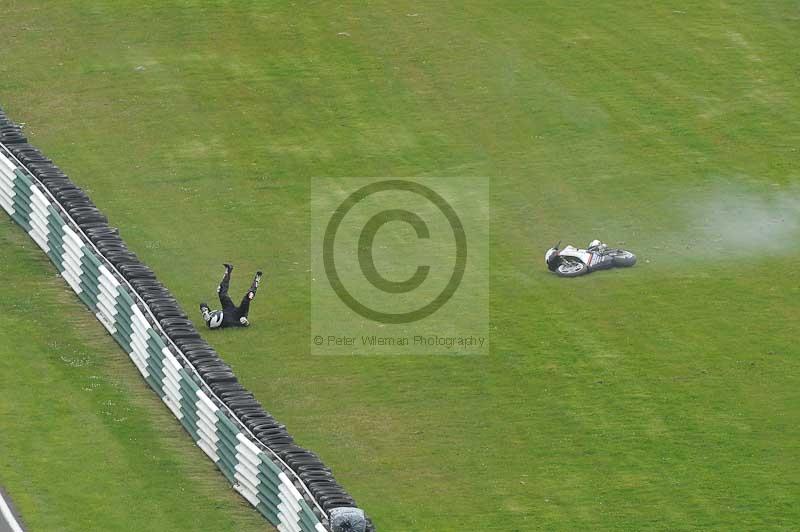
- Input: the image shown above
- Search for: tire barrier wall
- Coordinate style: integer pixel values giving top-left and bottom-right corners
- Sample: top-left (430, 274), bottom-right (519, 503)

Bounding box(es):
top-left (0, 108), bottom-right (372, 532)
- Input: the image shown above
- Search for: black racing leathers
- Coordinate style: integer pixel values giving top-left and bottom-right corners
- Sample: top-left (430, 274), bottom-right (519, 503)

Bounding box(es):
top-left (211, 266), bottom-right (261, 328)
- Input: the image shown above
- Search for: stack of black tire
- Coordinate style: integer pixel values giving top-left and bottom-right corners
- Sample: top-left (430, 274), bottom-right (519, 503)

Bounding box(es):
top-left (0, 111), bottom-right (26, 144)
top-left (0, 107), bottom-right (374, 532)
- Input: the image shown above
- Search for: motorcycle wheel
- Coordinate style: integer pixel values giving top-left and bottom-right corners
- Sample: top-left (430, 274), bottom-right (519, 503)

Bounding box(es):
top-left (609, 250), bottom-right (637, 267)
top-left (556, 260), bottom-right (588, 277)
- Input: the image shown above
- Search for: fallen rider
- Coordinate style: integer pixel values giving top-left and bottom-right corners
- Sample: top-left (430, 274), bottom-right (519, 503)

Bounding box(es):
top-left (200, 263), bottom-right (263, 328)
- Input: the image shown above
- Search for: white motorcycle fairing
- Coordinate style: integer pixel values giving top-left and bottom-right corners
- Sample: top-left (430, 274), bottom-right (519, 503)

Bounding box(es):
top-left (557, 245), bottom-right (595, 267)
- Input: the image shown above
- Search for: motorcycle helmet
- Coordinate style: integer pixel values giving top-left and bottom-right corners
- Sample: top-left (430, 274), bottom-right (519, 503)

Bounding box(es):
top-left (330, 507), bottom-right (366, 532)
top-left (205, 310), bottom-right (224, 329)
top-left (545, 247), bottom-right (560, 272)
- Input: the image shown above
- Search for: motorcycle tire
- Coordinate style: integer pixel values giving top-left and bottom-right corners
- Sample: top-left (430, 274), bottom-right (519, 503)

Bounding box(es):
top-left (610, 250), bottom-right (637, 267)
top-left (555, 260), bottom-right (588, 277)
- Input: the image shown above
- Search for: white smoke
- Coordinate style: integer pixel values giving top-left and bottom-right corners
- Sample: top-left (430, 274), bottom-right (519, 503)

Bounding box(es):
top-left (633, 184), bottom-right (800, 263)
top-left (674, 183), bottom-right (800, 259)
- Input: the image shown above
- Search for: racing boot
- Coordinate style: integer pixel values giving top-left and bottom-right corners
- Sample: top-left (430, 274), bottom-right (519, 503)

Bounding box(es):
top-left (247, 271), bottom-right (263, 299)
top-left (218, 264), bottom-right (232, 295)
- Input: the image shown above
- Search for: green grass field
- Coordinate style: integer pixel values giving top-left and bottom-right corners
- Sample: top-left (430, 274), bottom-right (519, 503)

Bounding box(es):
top-left (2, 1), bottom-right (799, 530)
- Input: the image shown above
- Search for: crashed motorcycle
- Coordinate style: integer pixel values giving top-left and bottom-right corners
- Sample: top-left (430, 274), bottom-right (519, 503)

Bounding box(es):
top-left (545, 240), bottom-right (636, 277)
